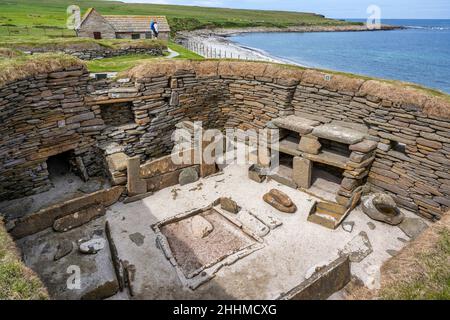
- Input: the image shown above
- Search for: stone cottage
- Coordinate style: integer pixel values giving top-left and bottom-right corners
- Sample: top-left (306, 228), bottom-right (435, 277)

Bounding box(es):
top-left (76, 8), bottom-right (170, 41)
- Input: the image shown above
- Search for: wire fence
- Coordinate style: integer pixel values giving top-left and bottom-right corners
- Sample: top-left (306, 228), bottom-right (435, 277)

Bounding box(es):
top-left (185, 40), bottom-right (252, 60)
top-left (0, 26), bottom-right (77, 38)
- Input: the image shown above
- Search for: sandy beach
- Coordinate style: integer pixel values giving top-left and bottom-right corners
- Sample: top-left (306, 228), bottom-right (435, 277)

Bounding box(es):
top-left (178, 33), bottom-right (297, 65)
top-left (176, 24), bottom-right (401, 65)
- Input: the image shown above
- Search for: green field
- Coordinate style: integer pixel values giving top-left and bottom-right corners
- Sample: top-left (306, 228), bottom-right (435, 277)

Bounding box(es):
top-left (86, 42), bottom-right (203, 72)
top-left (0, 0), bottom-right (356, 41)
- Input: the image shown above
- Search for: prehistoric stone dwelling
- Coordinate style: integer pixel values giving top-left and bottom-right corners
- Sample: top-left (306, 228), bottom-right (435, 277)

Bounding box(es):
top-left (76, 8), bottom-right (170, 41)
top-left (1, 56), bottom-right (449, 299)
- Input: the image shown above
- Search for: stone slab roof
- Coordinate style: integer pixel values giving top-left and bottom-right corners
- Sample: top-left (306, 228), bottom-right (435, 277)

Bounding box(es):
top-left (103, 15), bottom-right (170, 33)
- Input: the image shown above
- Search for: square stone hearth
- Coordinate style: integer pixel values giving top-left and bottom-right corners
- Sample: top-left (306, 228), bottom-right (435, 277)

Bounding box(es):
top-left (152, 205), bottom-right (263, 289)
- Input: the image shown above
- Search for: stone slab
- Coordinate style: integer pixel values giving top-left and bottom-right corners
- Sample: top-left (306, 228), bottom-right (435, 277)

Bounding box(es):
top-left (399, 217), bottom-right (428, 239)
top-left (106, 152), bottom-right (128, 172)
top-left (312, 124), bottom-right (366, 145)
top-left (293, 157), bottom-right (312, 188)
top-left (127, 156), bottom-right (147, 196)
top-left (272, 115), bottom-right (320, 135)
top-left (53, 205), bottom-right (106, 232)
top-left (303, 150), bottom-right (350, 170)
top-left (298, 135), bottom-right (321, 154)
top-left (278, 256), bottom-right (351, 300)
top-left (10, 186), bottom-right (124, 239)
top-left (349, 140), bottom-right (378, 153)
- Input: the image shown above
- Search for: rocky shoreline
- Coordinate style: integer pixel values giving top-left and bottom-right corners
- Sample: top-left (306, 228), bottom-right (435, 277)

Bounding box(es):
top-left (182, 24), bottom-right (403, 37)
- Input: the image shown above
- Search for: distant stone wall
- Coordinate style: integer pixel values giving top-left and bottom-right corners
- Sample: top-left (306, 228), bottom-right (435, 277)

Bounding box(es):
top-left (25, 47), bottom-right (164, 60)
top-left (1, 59), bottom-right (449, 221)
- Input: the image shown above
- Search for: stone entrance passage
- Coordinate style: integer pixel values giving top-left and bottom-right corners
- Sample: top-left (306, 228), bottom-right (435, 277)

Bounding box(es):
top-left (47, 150), bottom-right (76, 183)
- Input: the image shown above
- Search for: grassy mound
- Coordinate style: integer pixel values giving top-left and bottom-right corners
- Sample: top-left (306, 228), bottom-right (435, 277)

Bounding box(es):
top-left (347, 213), bottom-right (450, 300)
top-left (0, 47), bottom-right (23, 58)
top-left (0, 53), bottom-right (84, 86)
top-left (378, 216), bottom-right (450, 300)
top-left (0, 218), bottom-right (48, 300)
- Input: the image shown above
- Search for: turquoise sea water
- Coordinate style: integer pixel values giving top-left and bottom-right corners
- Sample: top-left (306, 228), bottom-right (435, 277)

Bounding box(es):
top-left (229, 19), bottom-right (450, 93)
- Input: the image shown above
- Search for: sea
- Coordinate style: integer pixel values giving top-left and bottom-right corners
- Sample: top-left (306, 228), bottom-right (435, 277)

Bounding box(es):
top-left (229, 19), bottom-right (450, 93)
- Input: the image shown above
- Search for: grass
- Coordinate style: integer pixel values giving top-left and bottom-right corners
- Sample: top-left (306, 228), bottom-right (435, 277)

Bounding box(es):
top-left (86, 42), bottom-right (202, 72)
top-left (0, 47), bottom-right (23, 58)
top-left (87, 54), bottom-right (164, 73)
top-left (379, 227), bottom-right (450, 300)
top-left (0, 38), bottom-right (167, 51)
top-left (0, 0), bottom-right (358, 41)
top-left (0, 218), bottom-right (48, 299)
top-left (346, 214), bottom-right (450, 300)
top-left (0, 53), bottom-right (84, 86)
top-left (169, 42), bottom-right (203, 60)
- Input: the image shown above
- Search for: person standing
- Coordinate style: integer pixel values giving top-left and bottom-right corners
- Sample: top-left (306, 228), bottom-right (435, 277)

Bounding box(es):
top-left (150, 20), bottom-right (159, 39)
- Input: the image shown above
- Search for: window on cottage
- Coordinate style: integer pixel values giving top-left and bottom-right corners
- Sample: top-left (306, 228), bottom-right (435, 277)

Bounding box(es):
top-left (93, 32), bottom-right (102, 39)
top-left (132, 33), bottom-right (140, 40)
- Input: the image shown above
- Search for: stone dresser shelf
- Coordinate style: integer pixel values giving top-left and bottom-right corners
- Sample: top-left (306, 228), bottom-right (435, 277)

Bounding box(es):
top-left (303, 150), bottom-right (350, 170)
top-left (270, 136), bottom-right (302, 157)
top-left (267, 115), bottom-right (376, 210)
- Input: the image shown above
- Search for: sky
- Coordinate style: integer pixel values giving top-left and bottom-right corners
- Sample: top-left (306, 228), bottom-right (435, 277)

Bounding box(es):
top-left (121, 0), bottom-right (450, 19)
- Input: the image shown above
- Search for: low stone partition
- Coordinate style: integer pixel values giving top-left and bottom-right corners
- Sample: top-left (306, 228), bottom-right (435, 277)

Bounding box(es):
top-left (8, 186), bottom-right (124, 239)
top-left (11, 40), bottom-right (167, 60)
top-left (1, 57), bottom-right (449, 221)
top-left (26, 47), bottom-right (164, 61)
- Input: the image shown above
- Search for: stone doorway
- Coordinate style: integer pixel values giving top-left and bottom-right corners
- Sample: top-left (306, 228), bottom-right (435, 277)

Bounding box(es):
top-left (47, 151), bottom-right (76, 183)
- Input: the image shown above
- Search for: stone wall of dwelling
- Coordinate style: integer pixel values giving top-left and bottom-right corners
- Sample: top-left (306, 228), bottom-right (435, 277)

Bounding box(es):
top-left (90, 62), bottom-right (450, 220)
top-left (87, 72), bottom-right (232, 162)
top-left (0, 67), bottom-right (104, 200)
top-left (291, 78), bottom-right (450, 221)
top-left (224, 76), bottom-right (297, 131)
top-left (24, 47), bottom-right (164, 61)
top-left (1, 60), bottom-right (449, 220)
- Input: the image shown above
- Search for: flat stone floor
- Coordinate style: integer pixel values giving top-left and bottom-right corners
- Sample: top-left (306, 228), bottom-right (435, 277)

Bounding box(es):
top-left (105, 163), bottom-right (422, 300)
top-left (0, 174), bottom-right (109, 221)
top-left (15, 162), bottom-right (426, 300)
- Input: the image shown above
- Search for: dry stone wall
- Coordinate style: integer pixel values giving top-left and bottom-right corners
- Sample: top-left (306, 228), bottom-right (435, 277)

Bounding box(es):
top-left (1, 59), bottom-right (449, 221)
top-left (24, 47), bottom-right (164, 60)
top-left (0, 65), bottom-right (105, 200)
